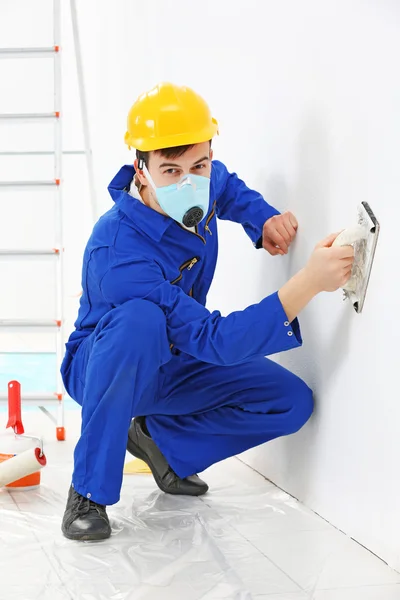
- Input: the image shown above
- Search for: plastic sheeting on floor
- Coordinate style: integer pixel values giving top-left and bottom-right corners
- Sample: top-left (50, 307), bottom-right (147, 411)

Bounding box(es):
top-left (1, 412), bottom-right (400, 600)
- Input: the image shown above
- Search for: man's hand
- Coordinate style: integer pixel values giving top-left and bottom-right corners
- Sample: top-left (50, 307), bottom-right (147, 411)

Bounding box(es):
top-left (262, 212), bottom-right (298, 256)
top-left (278, 231), bottom-right (355, 322)
top-left (304, 232), bottom-right (355, 293)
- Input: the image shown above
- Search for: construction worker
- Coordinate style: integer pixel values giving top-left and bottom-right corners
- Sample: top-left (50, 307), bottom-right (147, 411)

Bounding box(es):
top-left (60, 82), bottom-right (354, 541)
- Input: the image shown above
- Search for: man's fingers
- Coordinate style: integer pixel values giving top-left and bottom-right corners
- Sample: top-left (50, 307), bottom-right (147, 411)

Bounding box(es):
top-left (270, 228), bottom-right (289, 253)
top-left (332, 245), bottom-right (355, 259)
top-left (263, 213), bottom-right (299, 255)
top-left (342, 268), bottom-right (353, 284)
top-left (341, 258), bottom-right (355, 268)
top-left (316, 232), bottom-right (342, 249)
top-left (263, 240), bottom-right (285, 256)
top-left (285, 211), bottom-right (298, 230)
top-left (281, 215), bottom-right (297, 240)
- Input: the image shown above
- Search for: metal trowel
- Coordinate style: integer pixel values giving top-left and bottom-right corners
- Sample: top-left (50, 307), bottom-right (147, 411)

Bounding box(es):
top-left (332, 202), bottom-right (379, 313)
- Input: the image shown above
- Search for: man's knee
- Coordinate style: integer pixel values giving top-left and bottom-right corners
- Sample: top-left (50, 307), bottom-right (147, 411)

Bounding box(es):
top-left (102, 298), bottom-right (164, 332)
top-left (286, 378), bottom-right (314, 434)
top-left (100, 299), bottom-right (170, 359)
top-left (115, 298), bottom-right (165, 329)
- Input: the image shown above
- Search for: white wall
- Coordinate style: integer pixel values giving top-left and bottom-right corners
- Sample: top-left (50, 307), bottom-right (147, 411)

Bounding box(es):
top-left (1, 0), bottom-right (399, 570)
top-left (80, 0), bottom-right (398, 570)
top-left (213, 0), bottom-right (399, 570)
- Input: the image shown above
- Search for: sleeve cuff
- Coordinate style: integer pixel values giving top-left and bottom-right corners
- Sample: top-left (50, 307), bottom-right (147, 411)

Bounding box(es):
top-left (272, 291), bottom-right (303, 348)
top-left (289, 317), bottom-right (302, 345)
top-left (255, 234), bottom-right (263, 249)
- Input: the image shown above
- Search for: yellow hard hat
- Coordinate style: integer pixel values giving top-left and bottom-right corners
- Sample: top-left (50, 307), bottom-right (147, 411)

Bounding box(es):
top-left (124, 82), bottom-right (219, 151)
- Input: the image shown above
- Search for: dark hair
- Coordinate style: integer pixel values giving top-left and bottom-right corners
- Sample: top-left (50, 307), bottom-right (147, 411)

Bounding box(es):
top-left (136, 140), bottom-right (212, 168)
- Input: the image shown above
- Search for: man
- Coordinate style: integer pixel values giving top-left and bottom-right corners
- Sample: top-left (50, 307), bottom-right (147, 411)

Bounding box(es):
top-left (60, 82), bottom-right (354, 541)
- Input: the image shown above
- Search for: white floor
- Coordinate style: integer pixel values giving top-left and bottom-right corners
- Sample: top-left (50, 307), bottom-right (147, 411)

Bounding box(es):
top-left (1, 410), bottom-right (399, 600)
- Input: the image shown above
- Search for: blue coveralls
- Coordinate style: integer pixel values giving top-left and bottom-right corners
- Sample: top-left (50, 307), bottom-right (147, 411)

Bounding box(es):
top-left (61, 160), bottom-right (313, 506)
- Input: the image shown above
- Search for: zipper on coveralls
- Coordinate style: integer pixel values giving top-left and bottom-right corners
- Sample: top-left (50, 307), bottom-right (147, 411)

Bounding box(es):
top-left (204, 200), bottom-right (216, 236)
top-left (170, 257), bottom-right (199, 285)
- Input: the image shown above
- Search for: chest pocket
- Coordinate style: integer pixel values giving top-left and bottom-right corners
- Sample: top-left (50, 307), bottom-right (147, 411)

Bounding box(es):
top-left (171, 257), bottom-right (199, 285)
top-left (169, 256), bottom-right (199, 353)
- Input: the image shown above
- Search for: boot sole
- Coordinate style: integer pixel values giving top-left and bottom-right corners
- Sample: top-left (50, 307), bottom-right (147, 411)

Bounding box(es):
top-left (62, 526), bottom-right (111, 542)
top-left (127, 435), bottom-right (208, 497)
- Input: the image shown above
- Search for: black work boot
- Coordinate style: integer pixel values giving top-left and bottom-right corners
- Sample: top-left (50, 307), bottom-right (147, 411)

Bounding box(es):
top-left (61, 485), bottom-right (111, 541)
top-left (127, 416), bottom-right (209, 496)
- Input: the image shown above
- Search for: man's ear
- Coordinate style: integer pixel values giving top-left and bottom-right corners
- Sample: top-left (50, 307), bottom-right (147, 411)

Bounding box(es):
top-left (210, 148), bottom-right (214, 161)
top-left (134, 158), bottom-right (147, 187)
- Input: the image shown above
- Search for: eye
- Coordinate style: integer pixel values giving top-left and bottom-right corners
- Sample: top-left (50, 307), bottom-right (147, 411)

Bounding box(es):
top-left (164, 168), bottom-right (179, 175)
top-left (194, 163), bottom-right (206, 170)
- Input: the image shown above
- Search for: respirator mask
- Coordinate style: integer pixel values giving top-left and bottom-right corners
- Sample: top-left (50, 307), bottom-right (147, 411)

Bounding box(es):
top-left (141, 162), bottom-right (210, 227)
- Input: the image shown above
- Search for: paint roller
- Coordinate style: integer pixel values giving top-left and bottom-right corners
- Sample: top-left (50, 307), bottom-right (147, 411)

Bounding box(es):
top-left (0, 447), bottom-right (47, 488)
top-left (0, 381), bottom-right (47, 489)
top-left (333, 201), bottom-right (379, 313)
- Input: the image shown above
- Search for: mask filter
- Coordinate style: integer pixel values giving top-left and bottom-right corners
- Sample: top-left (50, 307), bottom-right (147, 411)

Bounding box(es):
top-left (183, 206), bottom-right (204, 228)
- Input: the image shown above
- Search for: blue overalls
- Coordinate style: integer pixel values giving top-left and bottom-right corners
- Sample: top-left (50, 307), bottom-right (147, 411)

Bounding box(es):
top-left (61, 160), bottom-right (313, 506)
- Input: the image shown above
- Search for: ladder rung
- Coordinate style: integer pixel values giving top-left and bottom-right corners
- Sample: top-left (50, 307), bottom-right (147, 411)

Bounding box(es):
top-left (0, 180), bottom-right (60, 190)
top-left (0, 249), bottom-right (60, 257)
top-left (0, 150), bottom-right (84, 156)
top-left (0, 47), bottom-right (59, 59)
top-left (0, 112), bottom-right (59, 122)
top-left (0, 392), bottom-right (63, 405)
top-left (0, 319), bottom-right (62, 328)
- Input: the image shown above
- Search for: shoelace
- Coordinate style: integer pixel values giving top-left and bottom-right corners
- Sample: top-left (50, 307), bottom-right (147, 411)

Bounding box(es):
top-left (72, 492), bottom-right (104, 516)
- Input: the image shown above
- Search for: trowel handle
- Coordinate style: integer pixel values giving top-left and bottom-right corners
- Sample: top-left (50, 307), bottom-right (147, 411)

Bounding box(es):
top-left (6, 381), bottom-right (24, 435)
top-left (332, 225), bottom-right (368, 247)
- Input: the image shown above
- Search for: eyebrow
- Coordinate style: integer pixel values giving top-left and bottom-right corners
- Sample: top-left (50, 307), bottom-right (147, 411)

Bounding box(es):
top-left (159, 156), bottom-right (210, 169)
top-left (193, 156), bottom-right (210, 165)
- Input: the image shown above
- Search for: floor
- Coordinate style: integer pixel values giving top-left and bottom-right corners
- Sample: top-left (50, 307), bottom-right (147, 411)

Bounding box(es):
top-left (1, 409), bottom-right (400, 600)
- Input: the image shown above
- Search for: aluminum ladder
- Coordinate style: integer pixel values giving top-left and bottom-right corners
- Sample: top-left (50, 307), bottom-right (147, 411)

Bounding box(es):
top-left (0, 0), bottom-right (96, 440)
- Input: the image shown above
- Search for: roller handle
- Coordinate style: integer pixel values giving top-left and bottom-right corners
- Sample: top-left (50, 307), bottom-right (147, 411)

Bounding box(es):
top-left (6, 381), bottom-right (24, 435)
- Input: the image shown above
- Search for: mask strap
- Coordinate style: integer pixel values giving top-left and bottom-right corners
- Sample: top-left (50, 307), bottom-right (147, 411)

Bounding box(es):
top-left (142, 163), bottom-right (158, 192)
